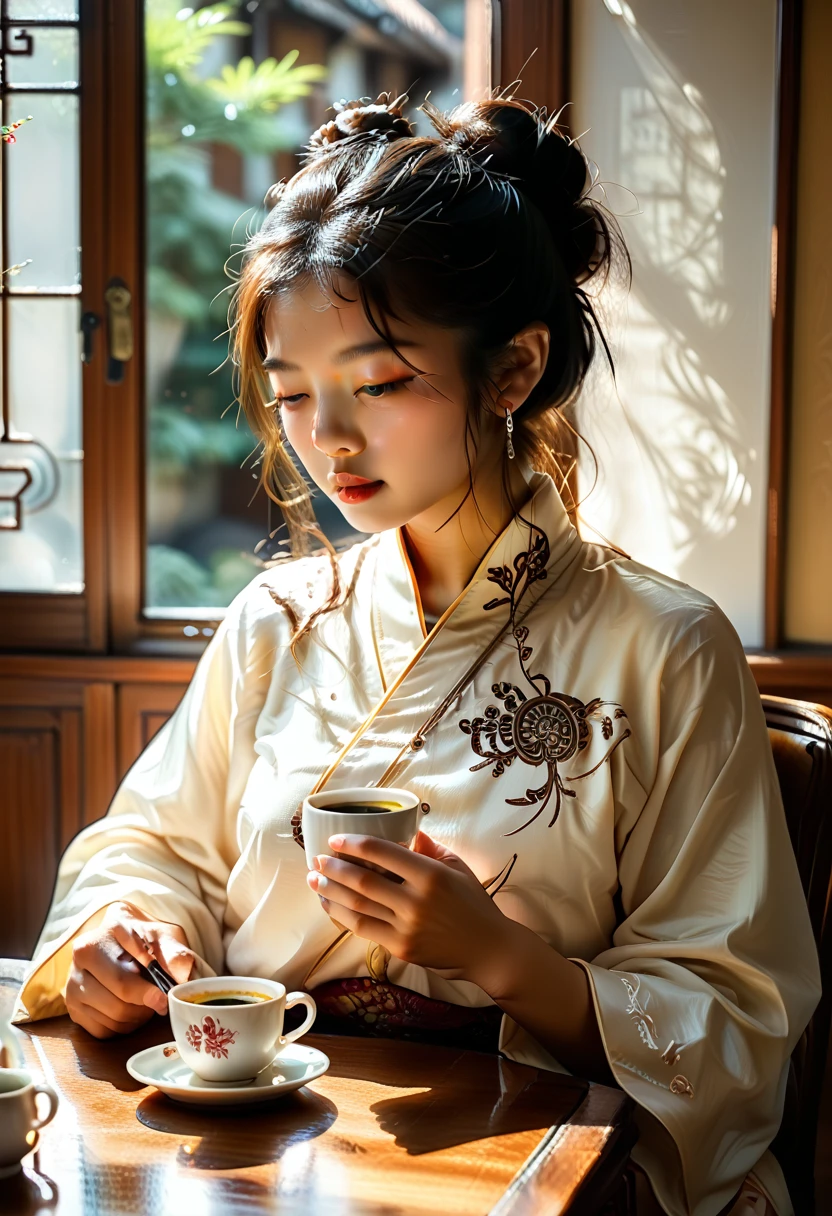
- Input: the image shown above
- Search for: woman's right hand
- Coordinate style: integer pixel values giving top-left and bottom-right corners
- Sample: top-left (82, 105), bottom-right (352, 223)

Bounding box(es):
top-left (66, 901), bottom-right (196, 1038)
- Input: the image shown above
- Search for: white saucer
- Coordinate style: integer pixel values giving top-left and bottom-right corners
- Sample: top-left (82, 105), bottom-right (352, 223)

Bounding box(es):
top-left (126, 1041), bottom-right (330, 1106)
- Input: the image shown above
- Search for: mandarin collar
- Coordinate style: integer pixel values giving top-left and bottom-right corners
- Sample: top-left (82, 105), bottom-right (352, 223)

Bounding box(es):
top-left (370, 471), bottom-right (582, 687)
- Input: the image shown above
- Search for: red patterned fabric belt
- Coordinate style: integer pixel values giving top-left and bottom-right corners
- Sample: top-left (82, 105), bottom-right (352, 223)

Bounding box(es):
top-left (309, 976), bottom-right (504, 1053)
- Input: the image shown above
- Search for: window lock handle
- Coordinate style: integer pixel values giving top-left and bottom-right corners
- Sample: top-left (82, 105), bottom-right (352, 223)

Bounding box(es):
top-left (104, 277), bottom-right (134, 384)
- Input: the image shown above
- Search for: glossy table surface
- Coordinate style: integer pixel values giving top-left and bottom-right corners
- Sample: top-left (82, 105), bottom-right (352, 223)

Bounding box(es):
top-left (1, 964), bottom-right (635, 1216)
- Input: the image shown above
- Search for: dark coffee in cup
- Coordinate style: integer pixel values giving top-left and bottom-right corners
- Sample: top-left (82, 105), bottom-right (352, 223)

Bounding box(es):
top-left (302, 786), bottom-right (421, 875)
top-left (182, 990), bottom-right (271, 1007)
top-left (328, 802), bottom-right (400, 814)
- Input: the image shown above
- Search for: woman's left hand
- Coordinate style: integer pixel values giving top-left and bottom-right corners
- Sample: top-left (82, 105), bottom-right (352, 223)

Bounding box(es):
top-left (305, 830), bottom-right (514, 989)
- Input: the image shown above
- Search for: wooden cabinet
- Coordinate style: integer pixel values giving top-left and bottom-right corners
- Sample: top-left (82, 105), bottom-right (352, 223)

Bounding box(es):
top-left (0, 658), bottom-right (192, 957)
top-left (0, 691), bottom-right (87, 959)
top-left (116, 682), bottom-right (190, 783)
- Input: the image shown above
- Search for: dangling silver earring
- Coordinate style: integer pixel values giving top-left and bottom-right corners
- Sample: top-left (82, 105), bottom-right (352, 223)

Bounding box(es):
top-left (505, 408), bottom-right (515, 460)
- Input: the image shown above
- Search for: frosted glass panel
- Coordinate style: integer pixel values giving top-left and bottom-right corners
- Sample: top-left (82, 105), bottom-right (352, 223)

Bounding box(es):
top-left (8, 298), bottom-right (81, 448)
top-left (0, 455), bottom-right (82, 590)
top-left (4, 27), bottom-right (78, 88)
top-left (0, 298), bottom-right (83, 592)
top-left (571, 0), bottom-right (777, 647)
top-left (5, 93), bottom-right (80, 289)
top-left (6, 2), bottom-right (78, 17)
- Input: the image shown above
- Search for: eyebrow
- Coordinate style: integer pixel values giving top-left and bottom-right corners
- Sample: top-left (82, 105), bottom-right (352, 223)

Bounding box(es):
top-left (262, 339), bottom-right (419, 372)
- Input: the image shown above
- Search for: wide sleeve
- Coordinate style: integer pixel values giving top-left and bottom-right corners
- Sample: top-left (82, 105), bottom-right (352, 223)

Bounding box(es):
top-left (563, 607), bottom-right (821, 1216)
top-left (12, 586), bottom-right (269, 1025)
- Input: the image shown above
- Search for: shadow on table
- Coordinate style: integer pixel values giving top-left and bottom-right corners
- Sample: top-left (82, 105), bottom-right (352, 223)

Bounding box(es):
top-left (0, 1155), bottom-right (59, 1215)
top-left (320, 1034), bottom-right (588, 1157)
top-left (25, 1014), bottom-right (340, 1172)
top-left (24, 1012), bottom-right (173, 1092)
top-left (136, 1086), bottom-right (339, 1170)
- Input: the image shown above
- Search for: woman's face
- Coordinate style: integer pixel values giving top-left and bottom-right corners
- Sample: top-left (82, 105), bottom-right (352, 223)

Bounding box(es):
top-left (262, 276), bottom-right (503, 535)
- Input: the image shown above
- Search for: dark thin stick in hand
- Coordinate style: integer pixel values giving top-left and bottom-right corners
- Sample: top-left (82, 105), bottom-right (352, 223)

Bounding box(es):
top-left (137, 959), bottom-right (176, 995)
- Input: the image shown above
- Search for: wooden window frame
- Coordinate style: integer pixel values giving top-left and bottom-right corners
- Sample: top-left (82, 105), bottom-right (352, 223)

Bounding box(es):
top-left (757, 0), bottom-right (832, 698)
top-left (0, 0), bottom-right (109, 651)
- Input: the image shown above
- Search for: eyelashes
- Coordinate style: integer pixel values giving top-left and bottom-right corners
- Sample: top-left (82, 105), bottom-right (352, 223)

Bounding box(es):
top-left (360, 378), bottom-right (411, 399)
top-left (275, 377), bottom-right (417, 409)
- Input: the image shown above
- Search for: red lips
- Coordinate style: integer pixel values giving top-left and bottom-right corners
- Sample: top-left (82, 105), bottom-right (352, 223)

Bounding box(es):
top-left (332, 473), bottom-right (384, 505)
top-left (335, 479), bottom-right (384, 503)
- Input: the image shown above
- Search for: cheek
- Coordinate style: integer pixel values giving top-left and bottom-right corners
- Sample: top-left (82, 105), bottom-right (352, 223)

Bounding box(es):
top-left (282, 410), bottom-right (321, 465)
top-left (376, 396), bottom-right (468, 466)
top-left (281, 407), bottom-right (308, 447)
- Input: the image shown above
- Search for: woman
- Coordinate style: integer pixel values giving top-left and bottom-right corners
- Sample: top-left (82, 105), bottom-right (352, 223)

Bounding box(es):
top-left (13, 94), bottom-right (820, 1216)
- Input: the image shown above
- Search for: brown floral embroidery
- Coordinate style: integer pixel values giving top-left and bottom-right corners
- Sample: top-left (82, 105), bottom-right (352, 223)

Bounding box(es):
top-left (460, 522), bottom-right (631, 835)
top-left (291, 805), bottom-right (304, 850)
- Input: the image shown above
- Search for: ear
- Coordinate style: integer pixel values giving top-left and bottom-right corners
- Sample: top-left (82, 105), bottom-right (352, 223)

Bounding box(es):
top-left (493, 322), bottom-right (550, 415)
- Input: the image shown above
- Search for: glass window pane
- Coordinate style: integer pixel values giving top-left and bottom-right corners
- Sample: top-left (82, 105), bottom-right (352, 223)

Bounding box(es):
top-left (4, 27), bottom-right (79, 88)
top-left (5, 2), bottom-right (78, 18)
top-left (571, 0), bottom-right (777, 648)
top-left (5, 92), bottom-right (80, 289)
top-left (144, 0), bottom-right (468, 615)
top-left (0, 298), bottom-right (84, 591)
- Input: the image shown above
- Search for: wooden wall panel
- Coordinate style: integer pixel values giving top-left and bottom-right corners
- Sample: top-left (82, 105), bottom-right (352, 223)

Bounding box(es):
top-left (0, 664), bottom-right (187, 956)
top-left (0, 677), bottom-right (119, 957)
top-left (83, 682), bottom-right (118, 825)
top-left (0, 704), bottom-right (85, 958)
top-left (116, 682), bottom-right (188, 782)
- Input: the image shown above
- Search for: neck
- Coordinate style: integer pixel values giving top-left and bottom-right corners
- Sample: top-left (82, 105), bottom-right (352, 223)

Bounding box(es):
top-left (402, 457), bottom-right (534, 620)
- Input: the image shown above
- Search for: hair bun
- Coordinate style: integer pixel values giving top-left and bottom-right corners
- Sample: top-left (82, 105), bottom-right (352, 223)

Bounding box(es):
top-left (424, 97), bottom-right (598, 281)
top-left (306, 92), bottom-right (415, 155)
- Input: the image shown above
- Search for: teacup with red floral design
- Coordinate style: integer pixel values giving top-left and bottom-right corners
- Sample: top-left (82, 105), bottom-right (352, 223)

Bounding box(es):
top-left (168, 976), bottom-right (316, 1083)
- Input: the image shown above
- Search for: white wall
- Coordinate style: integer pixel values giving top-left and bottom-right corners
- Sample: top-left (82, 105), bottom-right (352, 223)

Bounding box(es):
top-left (570, 0), bottom-right (778, 646)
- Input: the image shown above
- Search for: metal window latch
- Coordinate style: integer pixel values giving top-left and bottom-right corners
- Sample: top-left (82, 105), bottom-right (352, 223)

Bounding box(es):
top-left (104, 277), bottom-right (134, 384)
top-left (80, 311), bottom-right (101, 364)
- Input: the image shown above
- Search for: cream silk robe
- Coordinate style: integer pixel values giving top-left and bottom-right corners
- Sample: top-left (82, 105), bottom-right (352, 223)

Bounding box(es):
top-left (13, 471), bottom-right (821, 1216)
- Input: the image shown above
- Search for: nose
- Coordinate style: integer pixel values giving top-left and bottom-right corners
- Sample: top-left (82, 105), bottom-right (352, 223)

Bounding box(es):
top-left (311, 395), bottom-right (365, 459)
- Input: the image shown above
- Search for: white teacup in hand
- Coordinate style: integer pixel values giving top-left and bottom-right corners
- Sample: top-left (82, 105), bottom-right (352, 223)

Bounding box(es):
top-left (301, 786), bottom-right (421, 876)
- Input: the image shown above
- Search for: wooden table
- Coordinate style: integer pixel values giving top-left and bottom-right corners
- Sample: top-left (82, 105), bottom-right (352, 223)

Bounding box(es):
top-left (1, 963), bottom-right (635, 1215)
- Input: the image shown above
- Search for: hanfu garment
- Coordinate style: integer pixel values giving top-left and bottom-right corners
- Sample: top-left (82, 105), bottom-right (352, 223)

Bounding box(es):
top-left (13, 470), bottom-right (821, 1216)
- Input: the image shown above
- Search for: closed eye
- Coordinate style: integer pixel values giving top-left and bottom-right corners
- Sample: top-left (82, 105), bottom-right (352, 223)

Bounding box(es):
top-left (275, 378), bottom-right (416, 409)
top-left (358, 378), bottom-right (415, 400)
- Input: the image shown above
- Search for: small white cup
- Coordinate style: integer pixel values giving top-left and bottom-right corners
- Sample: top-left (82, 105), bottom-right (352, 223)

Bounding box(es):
top-left (0, 1069), bottom-right (58, 1178)
top-left (302, 786), bottom-right (421, 875)
top-left (168, 976), bottom-right (316, 1083)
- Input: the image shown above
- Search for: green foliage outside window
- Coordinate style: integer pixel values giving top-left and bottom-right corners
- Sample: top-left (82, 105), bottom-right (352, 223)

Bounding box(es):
top-left (145, 2), bottom-right (327, 609)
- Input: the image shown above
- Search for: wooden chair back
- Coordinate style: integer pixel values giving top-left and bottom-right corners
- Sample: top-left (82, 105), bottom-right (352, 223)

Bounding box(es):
top-left (763, 695), bottom-right (832, 1216)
